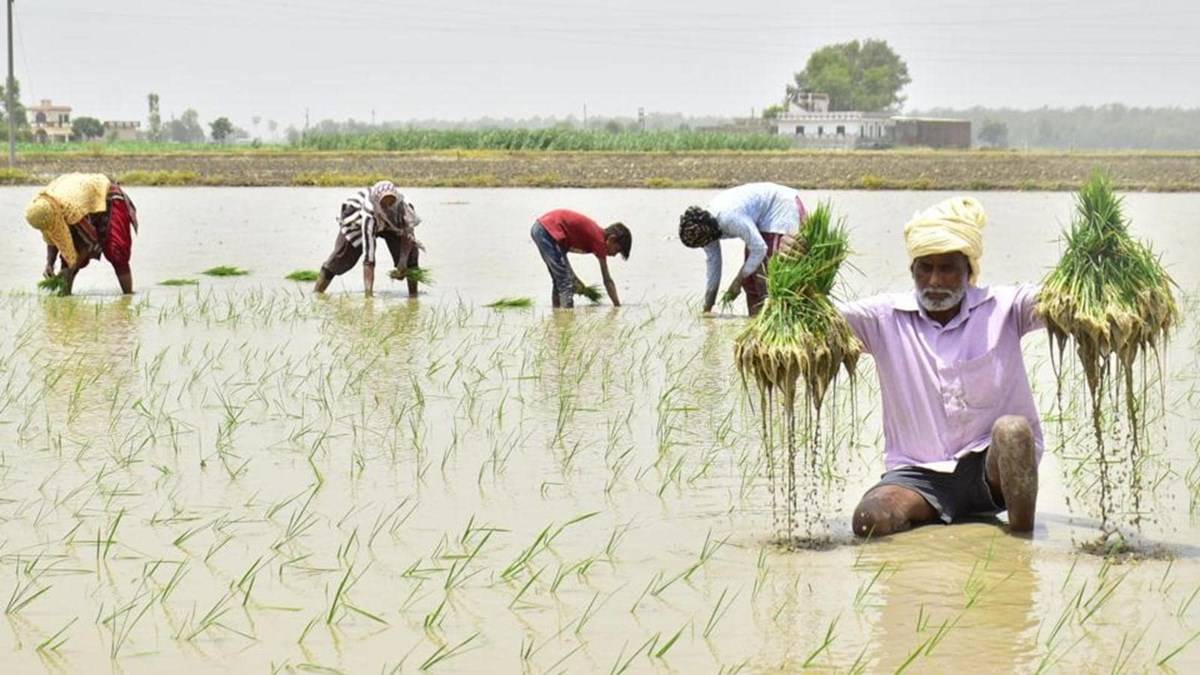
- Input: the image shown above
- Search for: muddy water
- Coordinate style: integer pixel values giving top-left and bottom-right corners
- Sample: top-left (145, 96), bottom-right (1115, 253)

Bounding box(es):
top-left (0, 188), bottom-right (1197, 672)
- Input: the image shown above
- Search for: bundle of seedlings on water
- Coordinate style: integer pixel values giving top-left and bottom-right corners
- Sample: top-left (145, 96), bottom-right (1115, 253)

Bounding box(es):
top-left (485, 297), bottom-right (534, 309)
top-left (1038, 171), bottom-right (1177, 529)
top-left (285, 269), bottom-right (320, 282)
top-left (390, 266), bottom-right (433, 284)
top-left (37, 275), bottom-right (66, 293)
top-left (733, 202), bottom-right (860, 413)
top-left (159, 278), bottom-right (199, 286)
top-left (201, 265), bottom-right (250, 277)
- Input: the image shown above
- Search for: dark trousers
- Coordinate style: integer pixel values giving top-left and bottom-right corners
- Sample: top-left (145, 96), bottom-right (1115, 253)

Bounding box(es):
top-left (531, 221), bottom-right (574, 307)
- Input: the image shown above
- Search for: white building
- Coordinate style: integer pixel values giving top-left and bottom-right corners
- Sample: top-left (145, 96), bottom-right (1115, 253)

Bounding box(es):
top-left (774, 110), bottom-right (894, 147)
top-left (771, 91), bottom-right (969, 149)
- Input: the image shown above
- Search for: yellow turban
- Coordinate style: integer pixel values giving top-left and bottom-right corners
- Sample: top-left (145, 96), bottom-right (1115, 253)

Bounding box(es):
top-left (24, 173), bottom-right (111, 269)
top-left (903, 196), bottom-right (987, 285)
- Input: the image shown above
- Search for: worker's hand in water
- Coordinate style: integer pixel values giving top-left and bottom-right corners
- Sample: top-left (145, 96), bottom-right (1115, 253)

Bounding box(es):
top-left (43, 264), bottom-right (56, 279)
top-left (781, 234), bottom-right (808, 257)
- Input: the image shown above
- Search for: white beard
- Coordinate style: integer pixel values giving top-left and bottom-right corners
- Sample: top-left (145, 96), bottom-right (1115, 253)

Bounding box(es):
top-left (918, 286), bottom-right (966, 313)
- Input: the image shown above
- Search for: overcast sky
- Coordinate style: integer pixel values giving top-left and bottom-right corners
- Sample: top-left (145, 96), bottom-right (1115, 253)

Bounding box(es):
top-left (11, 0), bottom-right (1199, 129)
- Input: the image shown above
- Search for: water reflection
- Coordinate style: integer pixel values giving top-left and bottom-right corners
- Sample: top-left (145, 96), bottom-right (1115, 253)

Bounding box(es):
top-left (856, 524), bottom-right (1041, 671)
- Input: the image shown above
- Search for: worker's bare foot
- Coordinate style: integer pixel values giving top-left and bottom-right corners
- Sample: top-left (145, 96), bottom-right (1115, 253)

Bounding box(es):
top-left (991, 416), bottom-right (1038, 534)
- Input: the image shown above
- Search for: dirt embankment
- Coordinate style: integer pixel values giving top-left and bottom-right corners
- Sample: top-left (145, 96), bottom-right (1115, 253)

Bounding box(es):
top-left (10, 150), bottom-right (1200, 190)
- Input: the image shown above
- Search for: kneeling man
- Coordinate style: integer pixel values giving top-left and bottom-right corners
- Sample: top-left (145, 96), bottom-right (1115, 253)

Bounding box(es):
top-left (830, 197), bottom-right (1042, 537)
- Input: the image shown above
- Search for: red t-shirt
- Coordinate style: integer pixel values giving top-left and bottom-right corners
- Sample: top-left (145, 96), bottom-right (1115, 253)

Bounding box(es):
top-left (538, 209), bottom-right (608, 258)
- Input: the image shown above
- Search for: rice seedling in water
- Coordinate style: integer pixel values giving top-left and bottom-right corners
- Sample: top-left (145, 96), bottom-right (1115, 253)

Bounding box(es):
top-left (201, 265), bottom-right (250, 277)
top-left (285, 269), bottom-right (320, 282)
top-left (732, 202), bottom-right (860, 542)
top-left (485, 297), bottom-right (534, 309)
top-left (1038, 171), bottom-right (1178, 533)
top-left (159, 278), bottom-right (199, 286)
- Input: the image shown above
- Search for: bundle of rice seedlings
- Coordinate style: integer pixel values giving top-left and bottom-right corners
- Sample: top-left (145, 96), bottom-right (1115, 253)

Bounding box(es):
top-left (733, 202), bottom-right (860, 413)
top-left (159, 278), bottom-right (199, 287)
top-left (485, 297), bottom-right (534, 309)
top-left (201, 265), bottom-right (250, 277)
top-left (1037, 171), bottom-right (1177, 530)
top-left (389, 266), bottom-right (433, 285)
top-left (732, 202), bottom-right (860, 544)
top-left (285, 269), bottom-right (320, 282)
top-left (575, 283), bottom-right (602, 303)
top-left (38, 275), bottom-right (66, 293)
top-left (1040, 172), bottom-right (1177, 395)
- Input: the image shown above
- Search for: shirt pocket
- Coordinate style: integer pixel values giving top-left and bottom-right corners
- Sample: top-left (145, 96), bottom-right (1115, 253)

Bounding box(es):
top-left (958, 349), bottom-right (1005, 409)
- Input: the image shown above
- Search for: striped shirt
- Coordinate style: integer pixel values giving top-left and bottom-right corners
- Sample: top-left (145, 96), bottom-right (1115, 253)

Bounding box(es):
top-left (337, 188), bottom-right (400, 266)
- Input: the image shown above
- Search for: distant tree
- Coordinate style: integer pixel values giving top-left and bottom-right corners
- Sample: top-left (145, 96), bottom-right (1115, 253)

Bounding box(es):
top-left (761, 104), bottom-right (784, 120)
top-left (787, 39), bottom-right (910, 112)
top-left (977, 119), bottom-right (1009, 148)
top-left (71, 116), bottom-right (105, 141)
top-left (164, 108), bottom-right (205, 143)
top-left (147, 93), bottom-right (162, 141)
top-left (209, 117), bottom-right (234, 142)
top-left (0, 79), bottom-right (28, 128)
top-left (603, 119), bottom-right (623, 134)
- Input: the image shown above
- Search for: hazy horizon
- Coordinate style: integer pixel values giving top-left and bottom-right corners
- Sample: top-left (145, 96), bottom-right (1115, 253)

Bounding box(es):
top-left (11, 0), bottom-right (1200, 129)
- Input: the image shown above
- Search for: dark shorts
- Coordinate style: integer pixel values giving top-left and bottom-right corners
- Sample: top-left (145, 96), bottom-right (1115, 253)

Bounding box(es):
top-left (869, 450), bottom-right (1003, 524)
top-left (321, 229), bottom-right (418, 277)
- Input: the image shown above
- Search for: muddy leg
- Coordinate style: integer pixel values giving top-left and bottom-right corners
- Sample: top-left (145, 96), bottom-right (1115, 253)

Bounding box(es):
top-left (986, 415), bottom-right (1038, 534)
top-left (115, 268), bottom-right (133, 294)
top-left (314, 269), bottom-right (333, 294)
top-left (60, 267), bottom-right (78, 297)
top-left (851, 485), bottom-right (938, 538)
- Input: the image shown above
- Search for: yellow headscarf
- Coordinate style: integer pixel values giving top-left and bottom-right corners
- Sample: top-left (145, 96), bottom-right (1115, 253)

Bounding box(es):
top-left (903, 196), bottom-right (987, 285)
top-left (25, 173), bottom-right (111, 268)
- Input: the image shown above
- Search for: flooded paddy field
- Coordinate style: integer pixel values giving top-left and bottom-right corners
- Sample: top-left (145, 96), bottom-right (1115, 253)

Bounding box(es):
top-left (0, 188), bottom-right (1198, 672)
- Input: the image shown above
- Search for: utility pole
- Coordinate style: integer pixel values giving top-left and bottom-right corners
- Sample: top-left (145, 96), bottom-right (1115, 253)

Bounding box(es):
top-left (7, 0), bottom-right (15, 167)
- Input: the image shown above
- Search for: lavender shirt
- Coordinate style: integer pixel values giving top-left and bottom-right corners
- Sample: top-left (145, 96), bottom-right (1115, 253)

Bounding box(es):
top-left (837, 284), bottom-right (1044, 473)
